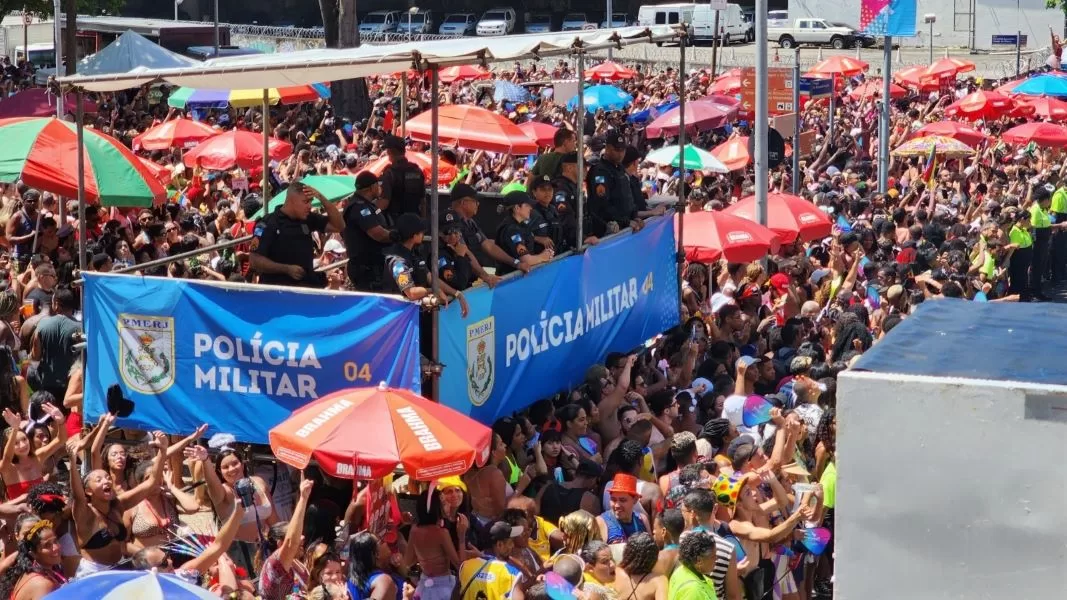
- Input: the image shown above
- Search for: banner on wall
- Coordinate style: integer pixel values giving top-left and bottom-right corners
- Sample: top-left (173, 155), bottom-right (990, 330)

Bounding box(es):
top-left (859, 0), bottom-right (917, 37)
top-left (438, 216), bottom-right (680, 424)
top-left (83, 273), bottom-right (421, 443)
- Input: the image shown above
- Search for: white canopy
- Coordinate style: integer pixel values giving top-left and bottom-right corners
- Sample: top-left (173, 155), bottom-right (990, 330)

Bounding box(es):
top-left (57, 26), bottom-right (678, 92)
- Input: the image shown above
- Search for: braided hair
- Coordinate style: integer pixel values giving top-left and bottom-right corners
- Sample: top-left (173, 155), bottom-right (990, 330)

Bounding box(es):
top-left (0, 520), bottom-right (59, 599)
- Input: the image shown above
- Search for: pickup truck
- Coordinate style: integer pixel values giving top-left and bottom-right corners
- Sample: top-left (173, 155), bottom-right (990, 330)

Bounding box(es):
top-left (768, 18), bottom-right (856, 49)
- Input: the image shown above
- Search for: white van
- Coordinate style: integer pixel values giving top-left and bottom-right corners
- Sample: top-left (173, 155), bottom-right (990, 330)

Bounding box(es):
top-left (692, 3), bottom-right (749, 44)
top-left (637, 3), bottom-right (696, 43)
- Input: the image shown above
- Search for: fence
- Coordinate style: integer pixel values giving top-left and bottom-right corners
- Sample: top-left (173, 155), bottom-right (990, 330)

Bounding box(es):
top-left (228, 23), bottom-right (463, 54)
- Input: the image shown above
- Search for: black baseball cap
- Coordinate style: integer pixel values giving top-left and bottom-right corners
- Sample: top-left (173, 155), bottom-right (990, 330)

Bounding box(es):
top-left (395, 213), bottom-right (426, 240)
top-left (623, 145), bottom-right (642, 165)
top-left (355, 171), bottom-right (379, 190)
top-left (382, 135), bottom-right (406, 153)
top-left (604, 130), bottom-right (626, 149)
top-left (441, 210), bottom-right (462, 233)
top-left (531, 174), bottom-right (553, 189)
top-left (502, 190), bottom-right (534, 206)
top-left (451, 183), bottom-right (480, 203)
top-left (489, 521), bottom-right (522, 543)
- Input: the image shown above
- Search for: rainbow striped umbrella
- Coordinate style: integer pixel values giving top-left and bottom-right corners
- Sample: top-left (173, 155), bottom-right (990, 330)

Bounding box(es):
top-left (167, 83), bottom-right (331, 109)
top-left (0, 117), bottom-right (165, 207)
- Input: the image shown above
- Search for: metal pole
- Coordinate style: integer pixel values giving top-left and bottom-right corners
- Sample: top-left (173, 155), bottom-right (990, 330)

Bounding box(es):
top-left (76, 91), bottom-right (87, 275)
top-left (53, 0), bottom-right (62, 116)
top-left (929, 21), bottom-right (933, 64)
top-left (1015, 30), bottom-right (1021, 77)
top-left (400, 77), bottom-right (407, 136)
top-left (710, 10), bottom-right (720, 78)
top-left (606, 0), bottom-right (613, 60)
top-left (755, 0), bottom-right (768, 226)
top-left (677, 28), bottom-right (687, 301)
top-left (213, 0), bottom-right (220, 57)
top-left (576, 50), bottom-right (586, 250)
top-left (262, 90), bottom-right (270, 194)
top-left (174, 0), bottom-right (178, 20)
top-left (792, 48), bottom-right (800, 195)
top-left (879, 37), bottom-right (892, 193)
top-left (22, 11), bottom-right (27, 67)
top-left (828, 77), bottom-right (836, 140)
top-left (430, 66), bottom-right (440, 401)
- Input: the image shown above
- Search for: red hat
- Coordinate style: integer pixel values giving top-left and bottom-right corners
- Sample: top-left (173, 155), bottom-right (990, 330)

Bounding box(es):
top-left (610, 473), bottom-right (640, 498)
top-left (769, 272), bottom-right (791, 293)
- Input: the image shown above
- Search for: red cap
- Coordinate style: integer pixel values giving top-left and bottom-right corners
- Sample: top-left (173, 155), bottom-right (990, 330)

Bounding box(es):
top-left (769, 272), bottom-right (791, 293)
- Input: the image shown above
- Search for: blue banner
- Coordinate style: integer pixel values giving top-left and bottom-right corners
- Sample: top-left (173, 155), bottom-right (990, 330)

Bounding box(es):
top-left (800, 78), bottom-right (833, 99)
top-left (438, 216), bottom-right (680, 424)
top-left (860, 0), bottom-right (917, 37)
top-left (84, 274), bottom-right (421, 443)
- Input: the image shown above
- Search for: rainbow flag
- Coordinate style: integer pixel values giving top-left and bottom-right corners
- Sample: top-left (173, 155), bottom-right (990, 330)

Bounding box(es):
top-left (920, 144), bottom-right (937, 188)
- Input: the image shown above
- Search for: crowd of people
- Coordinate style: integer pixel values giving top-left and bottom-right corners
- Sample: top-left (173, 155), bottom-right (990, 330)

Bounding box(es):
top-left (0, 34), bottom-right (1055, 600)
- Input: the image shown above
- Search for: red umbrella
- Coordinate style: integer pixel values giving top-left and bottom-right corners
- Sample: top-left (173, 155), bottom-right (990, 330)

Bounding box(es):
top-left (407, 105), bottom-right (538, 154)
top-left (359, 151), bottom-right (457, 186)
top-left (0, 88), bottom-right (97, 118)
top-left (723, 193), bottom-right (832, 244)
top-left (675, 211), bottom-right (780, 263)
top-left (709, 75), bottom-right (742, 95)
top-left (806, 56), bottom-right (868, 77)
top-left (1014, 96), bottom-right (1067, 121)
top-left (944, 90), bottom-right (1017, 121)
top-left (893, 65), bottom-right (950, 91)
top-left (914, 122), bottom-right (988, 148)
top-left (517, 120), bottom-right (559, 147)
top-left (849, 79), bottom-right (908, 100)
top-left (995, 77), bottom-right (1026, 95)
top-left (584, 60), bottom-right (637, 82)
top-left (268, 384), bottom-right (492, 481)
top-left (137, 157), bottom-right (173, 186)
top-left (712, 136), bottom-right (750, 171)
top-left (132, 118), bottom-right (219, 151)
top-left (1001, 122), bottom-right (1067, 147)
top-left (928, 56), bottom-right (976, 75)
top-left (182, 129), bottom-right (293, 170)
top-left (646, 100), bottom-right (739, 138)
top-left (438, 65), bottom-right (491, 84)
top-left (700, 94), bottom-right (741, 107)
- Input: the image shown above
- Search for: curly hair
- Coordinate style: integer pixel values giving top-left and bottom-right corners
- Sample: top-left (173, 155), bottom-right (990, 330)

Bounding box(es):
top-left (26, 481), bottom-right (66, 517)
top-left (678, 529), bottom-right (717, 574)
top-left (618, 532), bottom-right (658, 577)
top-left (0, 521), bottom-right (57, 599)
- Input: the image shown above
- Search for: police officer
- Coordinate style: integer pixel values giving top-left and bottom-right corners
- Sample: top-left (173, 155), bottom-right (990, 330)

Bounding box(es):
top-left (1029, 185), bottom-right (1054, 301)
top-left (1007, 208), bottom-right (1033, 301)
top-left (380, 135), bottom-right (427, 219)
top-left (1048, 177), bottom-right (1067, 281)
top-left (587, 131), bottom-right (641, 234)
top-left (449, 183), bottom-right (521, 277)
top-left (250, 180), bottom-right (343, 288)
top-left (494, 191), bottom-right (554, 277)
top-left (623, 145), bottom-right (668, 220)
top-left (384, 213), bottom-right (468, 314)
top-left (553, 152), bottom-right (603, 250)
top-left (343, 172), bottom-right (393, 291)
top-left (438, 215), bottom-right (475, 291)
top-left (527, 174), bottom-right (561, 253)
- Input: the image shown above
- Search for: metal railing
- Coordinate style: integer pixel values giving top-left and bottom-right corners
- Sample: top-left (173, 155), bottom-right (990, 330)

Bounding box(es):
top-left (229, 25), bottom-right (471, 54)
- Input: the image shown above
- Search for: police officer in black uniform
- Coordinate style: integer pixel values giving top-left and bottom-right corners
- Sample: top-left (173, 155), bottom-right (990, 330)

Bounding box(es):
top-left (586, 131), bottom-right (641, 234)
top-left (250, 180), bottom-right (344, 288)
top-left (553, 152), bottom-right (603, 250)
top-left (380, 135), bottom-right (427, 219)
top-left (437, 213), bottom-right (475, 291)
top-left (494, 191), bottom-right (554, 277)
top-left (384, 213), bottom-right (469, 310)
top-left (526, 174), bottom-right (561, 253)
top-left (343, 171), bottom-right (393, 291)
top-left (449, 183), bottom-right (519, 278)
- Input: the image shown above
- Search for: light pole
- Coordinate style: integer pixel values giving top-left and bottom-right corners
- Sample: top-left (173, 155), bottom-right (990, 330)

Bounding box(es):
top-left (407, 6), bottom-right (418, 42)
top-left (174, 0), bottom-right (184, 21)
top-left (52, 0), bottom-right (61, 116)
top-left (924, 14), bottom-right (936, 64)
top-left (213, 0), bottom-right (220, 57)
top-left (606, 0), bottom-right (614, 60)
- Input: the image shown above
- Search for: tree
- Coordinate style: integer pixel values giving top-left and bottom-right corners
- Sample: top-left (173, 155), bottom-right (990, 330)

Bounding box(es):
top-left (0, 0), bottom-right (125, 75)
top-left (1048, 1), bottom-right (1067, 38)
top-left (320, 0), bottom-right (372, 122)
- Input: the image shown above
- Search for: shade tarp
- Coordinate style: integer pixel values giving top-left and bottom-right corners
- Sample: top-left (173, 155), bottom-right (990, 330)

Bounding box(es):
top-left (77, 30), bottom-right (198, 76)
top-left (58, 27), bottom-right (678, 92)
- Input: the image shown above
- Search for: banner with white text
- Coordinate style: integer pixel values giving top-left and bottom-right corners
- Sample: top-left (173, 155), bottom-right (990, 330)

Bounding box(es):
top-left (438, 216), bottom-right (680, 424)
top-left (84, 273), bottom-right (421, 443)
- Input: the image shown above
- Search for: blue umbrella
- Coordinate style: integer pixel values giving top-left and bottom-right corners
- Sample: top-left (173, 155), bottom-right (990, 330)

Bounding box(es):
top-left (1014, 74), bottom-right (1067, 97)
top-left (45, 570), bottom-right (218, 600)
top-left (567, 84), bottom-right (634, 113)
top-left (628, 99), bottom-right (679, 124)
top-left (494, 80), bottom-right (532, 103)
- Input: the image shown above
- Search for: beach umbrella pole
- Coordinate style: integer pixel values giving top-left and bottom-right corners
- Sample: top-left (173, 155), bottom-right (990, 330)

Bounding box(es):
top-left (677, 29), bottom-right (687, 302)
top-left (576, 49), bottom-right (586, 250)
top-left (755, 0), bottom-right (769, 227)
top-left (430, 66), bottom-right (441, 401)
top-left (262, 89), bottom-right (270, 193)
top-left (879, 38), bottom-right (892, 193)
top-left (792, 48), bottom-right (801, 195)
top-left (76, 91), bottom-right (87, 275)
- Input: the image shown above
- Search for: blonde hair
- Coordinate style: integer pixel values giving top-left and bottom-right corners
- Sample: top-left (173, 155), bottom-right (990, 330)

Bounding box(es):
top-left (559, 510), bottom-right (600, 555)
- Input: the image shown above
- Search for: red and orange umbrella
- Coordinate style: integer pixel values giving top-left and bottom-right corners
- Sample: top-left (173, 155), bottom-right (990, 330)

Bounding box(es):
top-left (1014, 96), bottom-right (1067, 121)
top-left (137, 157), bottom-right (173, 186)
top-left (438, 65), bottom-right (491, 84)
top-left (182, 129), bottom-right (293, 171)
top-left (893, 65), bottom-right (950, 91)
top-left (268, 384), bottom-right (492, 481)
top-left (133, 118), bottom-right (219, 151)
top-left (360, 151), bottom-right (457, 186)
top-left (723, 193), bottom-right (832, 244)
top-left (712, 136), bottom-right (751, 171)
top-left (806, 56), bottom-right (868, 78)
top-left (1001, 122), bottom-right (1067, 147)
top-left (709, 75), bottom-right (742, 95)
top-left (914, 121), bottom-right (988, 148)
top-left (944, 90), bottom-right (1017, 121)
top-left (995, 77), bottom-right (1026, 95)
top-left (407, 105), bottom-right (538, 154)
top-left (849, 79), bottom-right (908, 100)
top-left (517, 120), bottom-right (560, 147)
top-left (927, 56), bottom-right (976, 76)
top-left (585, 60), bottom-right (637, 82)
top-left (676, 211), bottom-right (780, 263)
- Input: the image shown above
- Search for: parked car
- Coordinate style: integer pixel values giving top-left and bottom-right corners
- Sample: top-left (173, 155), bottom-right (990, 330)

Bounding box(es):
top-left (439, 13), bottom-right (477, 36)
top-left (396, 10), bottom-right (434, 35)
top-left (561, 12), bottom-right (595, 31)
top-left (768, 18), bottom-right (855, 49)
top-left (476, 7), bottom-right (517, 36)
top-left (834, 22), bottom-right (877, 47)
top-left (525, 13), bottom-right (553, 33)
top-left (359, 10), bottom-right (399, 34)
top-left (768, 10), bottom-right (790, 28)
top-left (600, 13), bottom-right (630, 29)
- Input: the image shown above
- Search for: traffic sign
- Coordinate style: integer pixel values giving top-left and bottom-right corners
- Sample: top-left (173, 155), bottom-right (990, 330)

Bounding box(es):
top-left (741, 67), bottom-right (795, 116)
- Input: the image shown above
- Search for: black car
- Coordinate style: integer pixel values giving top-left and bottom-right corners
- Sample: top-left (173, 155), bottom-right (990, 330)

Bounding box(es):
top-left (832, 22), bottom-right (877, 48)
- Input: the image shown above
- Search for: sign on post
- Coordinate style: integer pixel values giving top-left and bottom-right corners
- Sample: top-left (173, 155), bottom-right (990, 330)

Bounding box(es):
top-left (741, 67), bottom-right (795, 115)
top-left (800, 77), bottom-right (834, 99)
top-left (991, 34), bottom-right (1027, 47)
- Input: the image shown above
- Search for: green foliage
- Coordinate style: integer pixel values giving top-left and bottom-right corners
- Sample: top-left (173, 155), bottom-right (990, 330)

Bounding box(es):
top-left (0, 0), bottom-right (125, 21)
top-left (1049, 0), bottom-right (1067, 12)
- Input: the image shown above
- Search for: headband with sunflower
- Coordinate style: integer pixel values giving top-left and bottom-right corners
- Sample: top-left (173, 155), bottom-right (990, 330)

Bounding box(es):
top-left (22, 519), bottom-right (52, 543)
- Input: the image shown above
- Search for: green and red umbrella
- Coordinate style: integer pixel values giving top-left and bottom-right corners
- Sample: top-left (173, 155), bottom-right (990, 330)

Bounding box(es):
top-left (0, 117), bottom-right (166, 207)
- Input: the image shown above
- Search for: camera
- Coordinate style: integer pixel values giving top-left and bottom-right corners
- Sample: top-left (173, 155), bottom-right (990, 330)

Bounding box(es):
top-left (234, 477), bottom-right (256, 508)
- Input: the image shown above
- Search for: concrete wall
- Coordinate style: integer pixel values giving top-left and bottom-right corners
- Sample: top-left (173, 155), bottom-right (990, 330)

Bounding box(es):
top-left (788, 0), bottom-right (1064, 50)
top-left (836, 371), bottom-right (1067, 600)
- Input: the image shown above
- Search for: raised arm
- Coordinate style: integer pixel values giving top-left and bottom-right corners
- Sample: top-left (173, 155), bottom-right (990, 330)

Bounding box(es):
top-left (35, 403), bottom-right (68, 462)
top-left (184, 444), bottom-right (232, 511)
top-left (117, 432), bottom-right (169, 511)
top-left (184, 503), bottom-right (246, 573)
top-left (89, 413), bottom-right (116, 472)
top-left (0, 408), bottom-right (22, 472)
top-left (278, 473), bottom-right (313, 570)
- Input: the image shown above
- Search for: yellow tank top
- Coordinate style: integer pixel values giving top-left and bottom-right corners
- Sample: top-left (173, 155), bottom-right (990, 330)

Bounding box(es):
top-left (458, 557), bottom-right (522, 600)
top-left (638, 446), bottom-right (656, 483)
top-left (529, 516), bottom-right (557, 562)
